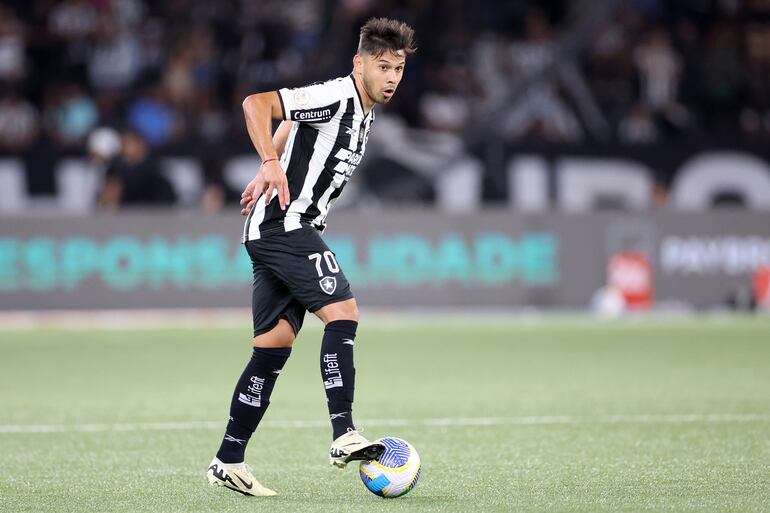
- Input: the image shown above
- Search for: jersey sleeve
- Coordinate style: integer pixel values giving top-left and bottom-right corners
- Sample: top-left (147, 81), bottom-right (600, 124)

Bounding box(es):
top-left (277, 80), bottom-right (344, 124)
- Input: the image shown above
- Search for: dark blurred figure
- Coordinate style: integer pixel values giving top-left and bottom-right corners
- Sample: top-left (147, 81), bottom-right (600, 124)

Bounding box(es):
top-left (0, 86), bottom-right (38, 152)
top-left (44, 82), bottom-right (98, 148)
top-left (618, 101), bottom-right (658, 144)
top-left (126, 81), bottom-right (177, 147)
top-left (0, 4), bottom-right (27, 85)
top-left (633, 26), bottom-right (690, 133)
top-left (200, 151), bottom-right (238, 214)
top-left (98, 129), bottom-right (175, 208)
top-left (502, 8), bottom-right (582, 142)
top-left (698, 21), bottom-right (744, 133)
top-left (0, 85), bottom-right (59, 197)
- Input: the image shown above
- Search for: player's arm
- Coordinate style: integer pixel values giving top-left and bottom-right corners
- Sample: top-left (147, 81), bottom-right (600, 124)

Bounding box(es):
top-left (240, 92), bottom-right (290, 215)
top-left (239, 120), bottom-right (292, 215)
top-left (272, 120), bottom-right (293, 158)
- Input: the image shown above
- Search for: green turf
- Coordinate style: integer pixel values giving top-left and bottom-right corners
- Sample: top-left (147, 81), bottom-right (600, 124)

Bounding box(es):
top-left (1, 316), bottom-right (769, 512)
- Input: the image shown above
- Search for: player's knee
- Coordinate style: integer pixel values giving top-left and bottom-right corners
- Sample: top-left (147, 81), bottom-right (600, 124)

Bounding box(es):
top-left (337, 298), bottom-right (359, 322)
top-left (344, 299), bottom-right (360, 322)
top-left (253, 331), bottom-right (295, 348)
top-left (317, 298), bottom-right (359, 323)
top-left (253, 319), bottom-right (296, 348)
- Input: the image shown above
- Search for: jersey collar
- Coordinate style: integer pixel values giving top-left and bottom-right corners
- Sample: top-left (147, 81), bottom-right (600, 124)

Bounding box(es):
top-left (349, 74), bottom-right (373, 119)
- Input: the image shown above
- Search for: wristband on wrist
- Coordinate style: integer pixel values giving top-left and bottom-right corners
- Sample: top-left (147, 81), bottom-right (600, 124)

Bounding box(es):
top-left (261, 158), bottom-right (279, 166)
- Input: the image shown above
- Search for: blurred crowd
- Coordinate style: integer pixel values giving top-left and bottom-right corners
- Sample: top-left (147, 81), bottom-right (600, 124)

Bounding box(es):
top-left (1, 0), bottom-right (769, 205)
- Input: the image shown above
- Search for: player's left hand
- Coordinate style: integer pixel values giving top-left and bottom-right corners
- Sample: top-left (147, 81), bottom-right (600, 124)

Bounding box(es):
top-left (240, 160), bottom-right (290, 215)
top-left (240, 176), bottom-right (259, 215)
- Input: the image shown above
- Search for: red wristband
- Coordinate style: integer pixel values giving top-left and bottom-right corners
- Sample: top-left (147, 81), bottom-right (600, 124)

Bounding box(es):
top-left (262, 158), bottom-right (279, 166)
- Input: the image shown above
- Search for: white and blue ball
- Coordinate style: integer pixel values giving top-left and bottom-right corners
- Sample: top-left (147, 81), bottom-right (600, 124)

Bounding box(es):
top-left (359, 437), bottom-right (421, 498)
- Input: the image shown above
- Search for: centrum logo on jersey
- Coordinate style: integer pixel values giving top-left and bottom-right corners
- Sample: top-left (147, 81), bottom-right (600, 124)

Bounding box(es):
top-left (292, 108), bottom-right (332, 121)
top-left (319, 276), bottom-right (337, 294)
top-left (290, 101), bottom-right (339, 122)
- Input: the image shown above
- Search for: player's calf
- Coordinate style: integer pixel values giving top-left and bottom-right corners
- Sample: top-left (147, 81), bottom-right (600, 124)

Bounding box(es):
top-left (320, 319), bottom-right (358, 439)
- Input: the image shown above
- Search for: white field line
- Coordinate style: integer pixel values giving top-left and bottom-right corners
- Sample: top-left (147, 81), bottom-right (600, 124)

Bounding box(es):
top-left (1, 413), bottom-right (768, 434)
top-left (2, 308), bottom-right (768, 331)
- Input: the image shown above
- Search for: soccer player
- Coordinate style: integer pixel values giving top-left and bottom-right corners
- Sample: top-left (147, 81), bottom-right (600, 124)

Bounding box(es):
top-left (206, 18), bottom-right (416, 496)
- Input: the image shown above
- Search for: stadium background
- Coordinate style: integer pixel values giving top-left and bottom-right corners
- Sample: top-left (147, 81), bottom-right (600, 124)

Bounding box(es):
top-left (1, 2), bottom-right (769, 512)
top-left (1, 0), bottom-right (770, 312)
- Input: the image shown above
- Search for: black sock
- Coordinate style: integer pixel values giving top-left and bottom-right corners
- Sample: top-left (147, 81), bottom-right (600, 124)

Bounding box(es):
top-left (216, 346), bottom-right (291, 463)
top-left (320, 320), bottom-right (358, 439)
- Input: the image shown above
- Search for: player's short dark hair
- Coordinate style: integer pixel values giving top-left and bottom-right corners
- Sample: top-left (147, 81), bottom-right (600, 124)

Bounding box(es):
top-left (358, 17), bottom-right (416, 58)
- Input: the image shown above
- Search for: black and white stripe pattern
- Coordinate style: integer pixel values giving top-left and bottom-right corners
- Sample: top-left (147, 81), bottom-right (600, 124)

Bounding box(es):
top-left (243, 75), bottom-right (374, 242)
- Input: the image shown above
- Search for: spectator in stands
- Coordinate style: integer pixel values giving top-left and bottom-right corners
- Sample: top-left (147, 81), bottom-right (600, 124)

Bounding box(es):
top-left (743, 21), bottom-right (770, 139)
top-left (87, 125), bottom-right (121, 205)
top-left (501, 9), bottom-right (582, 142)
top-left (47, 0), bottom-right (99, 42)
top-left (0, 5), bottom-right (26, 84)
top-left (200, 152), bottom-right (237, 214)
top-left (45, 82), bottom-right (98, 148)
top-left (2, 0), bottom-right (769, 209)
top-left (419, 56), bottom-right (474, 134)
top-left (0, 86), bottom-right (59, 197)
top-left (88, 13), bottom-right (143, 92)
top-left (633, 27), bottom-right (690, 131)
top-left (193, 89), bottom-right (228, 144)
top-left (634, 28), bottom-right (680, 111)
top-left (700, 21), bottom-right (745, 131)
top-left (587, 14), bottom-right (636, 126)
top-left (88, 126), bottom-right (121, 162)
top-left (0, 87), bottom-right (39, 152)
top-left (98, 128), bottom-right (175, 208)
top-left (46, 0), bottom-right (100, 81)
top-left (126, 82), bottom-right (177, 147)
top-left (618, 102), bottom-right (658, 144)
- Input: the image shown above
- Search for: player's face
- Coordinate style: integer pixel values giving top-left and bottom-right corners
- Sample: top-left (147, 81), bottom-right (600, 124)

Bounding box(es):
top-left (358, 50), bottom-right (406, 105)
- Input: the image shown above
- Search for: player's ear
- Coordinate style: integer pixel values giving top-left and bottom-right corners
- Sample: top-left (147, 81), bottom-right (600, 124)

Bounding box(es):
top-left (353, 54), bottom-right (363, 76)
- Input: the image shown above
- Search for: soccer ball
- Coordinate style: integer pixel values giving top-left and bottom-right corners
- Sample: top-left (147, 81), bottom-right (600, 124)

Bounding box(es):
top-left (359, 437), bottom-right (421, 497)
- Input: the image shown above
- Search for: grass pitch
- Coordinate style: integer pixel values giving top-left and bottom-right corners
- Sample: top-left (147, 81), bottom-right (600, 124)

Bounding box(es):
top-left (1, 316), bottom-right (768, 512)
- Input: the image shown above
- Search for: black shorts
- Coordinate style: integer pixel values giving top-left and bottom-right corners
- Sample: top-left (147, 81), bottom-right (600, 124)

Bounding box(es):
top-left (244, 225), bottom-right (354, 337)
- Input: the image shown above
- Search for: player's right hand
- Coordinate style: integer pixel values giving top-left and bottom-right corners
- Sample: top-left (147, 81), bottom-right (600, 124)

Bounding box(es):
top-left (240, 160), bottom-right (290, 215)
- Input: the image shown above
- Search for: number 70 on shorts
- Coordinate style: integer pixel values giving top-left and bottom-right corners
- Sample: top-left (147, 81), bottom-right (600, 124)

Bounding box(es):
top-left (308, 251), bottom-right (340, 277)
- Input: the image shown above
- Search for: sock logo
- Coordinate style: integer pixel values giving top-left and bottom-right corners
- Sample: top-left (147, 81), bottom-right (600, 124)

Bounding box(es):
top-left (224, 434), bottom-right (246, 445)
top-left (237, 376), bottom-right (266, 407)
top-left (323, 353), bottom-right (343, 389)
top-left (330, 412), bottom-right (348, 420)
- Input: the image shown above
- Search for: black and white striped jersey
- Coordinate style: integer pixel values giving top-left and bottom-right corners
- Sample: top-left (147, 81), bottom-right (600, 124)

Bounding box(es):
top-left (242, 75), bottom-right (375, 242)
